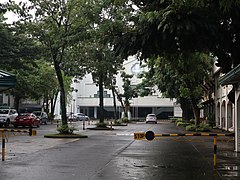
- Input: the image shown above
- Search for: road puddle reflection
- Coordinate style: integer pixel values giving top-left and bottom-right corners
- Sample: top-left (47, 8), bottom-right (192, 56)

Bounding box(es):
top-left (218, 165), bottom-right (239, 171)
top-left (218, 165), bottom-right (240, 177)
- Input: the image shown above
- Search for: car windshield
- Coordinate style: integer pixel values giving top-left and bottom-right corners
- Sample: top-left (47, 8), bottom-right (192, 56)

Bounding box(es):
top-left (148, 114), bottom-right (156, 117)
top-left (0, 109), bottom-right (9, 114)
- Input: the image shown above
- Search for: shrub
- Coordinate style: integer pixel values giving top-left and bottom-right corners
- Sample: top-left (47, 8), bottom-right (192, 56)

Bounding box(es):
top-left (176, 122), bottom-right (191, 127)
top-left (189, 119), bottom-right (195, 123)
top-left (48, 113), bottom-right (54, 121)
top-left (186, 123), bottom-right (212, 132)
top-left (186, 124), bottom-right (197, 131)
top-left (121, 117), bottom-right (128, 123)
top-left (57, 125), bottom-right (77, 134)
top-left (207, 113), bottom-right (215, 127)
top-left (175, 119), bottom-right (183, 125)
top-left (96, 122), bottom-right (107, 128)
top-left (197, 123), bottom-right (212, 132)
top-left (114, 119), bottom-right (122, 125)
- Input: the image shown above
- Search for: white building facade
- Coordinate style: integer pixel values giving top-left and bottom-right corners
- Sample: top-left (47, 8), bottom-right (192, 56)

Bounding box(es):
top-left (218, 64), bottom-right (240, 152)
top-left (54, 56), bottom-right (179, 120)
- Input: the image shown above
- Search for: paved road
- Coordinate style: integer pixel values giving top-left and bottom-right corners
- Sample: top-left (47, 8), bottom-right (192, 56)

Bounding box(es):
top-left (0, 121), bottom-right (239, 180)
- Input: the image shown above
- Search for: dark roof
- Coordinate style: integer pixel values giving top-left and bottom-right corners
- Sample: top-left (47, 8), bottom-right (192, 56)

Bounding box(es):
top-left (219, 64), bottom-right (240, 85)
top-left (0, 70), bottom-right (16, 92)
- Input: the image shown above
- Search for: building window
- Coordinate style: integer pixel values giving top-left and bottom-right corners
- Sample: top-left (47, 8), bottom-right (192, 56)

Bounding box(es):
top-left (94, 91), bottom-right (111, 98)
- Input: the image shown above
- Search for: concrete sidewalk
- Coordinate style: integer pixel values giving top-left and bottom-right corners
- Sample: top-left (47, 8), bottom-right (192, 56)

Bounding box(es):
top-left (1, 121), bottom-right (106, 160)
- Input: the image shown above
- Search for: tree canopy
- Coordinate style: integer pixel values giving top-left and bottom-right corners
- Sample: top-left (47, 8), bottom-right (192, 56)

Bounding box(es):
top-left (8, 0), bottom-right (104, 127)
top-left (112, 0), bottom-right (240, 73)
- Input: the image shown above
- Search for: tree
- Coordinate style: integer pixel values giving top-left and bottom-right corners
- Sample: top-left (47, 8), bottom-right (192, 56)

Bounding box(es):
top-left (112, 0), bottom-right (240, 73)
top-left (9, 0), bottom-right (98, 128)
top-left (2, 59), bottom-right (38, 111)
top-left (31, 61), bottom-right (60, 116)
top-left (80, 40), bottom-right (123, 123)
top-left (107, 0), bottom-right (240, 125)
top-left (137, 58), bottom-right (194, 121)
top-left (1, 7), bottom-right (40, 63)
top-left (115, 71), bottom-right (138, 120)
top-left (138, 53), bottom-right (213, 125)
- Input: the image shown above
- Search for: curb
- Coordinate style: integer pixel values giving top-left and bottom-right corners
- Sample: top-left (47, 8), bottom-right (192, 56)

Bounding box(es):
top-left (87, 127), bottom-right (114, 130)
top-left (44, 134), bottom-right (88, 138)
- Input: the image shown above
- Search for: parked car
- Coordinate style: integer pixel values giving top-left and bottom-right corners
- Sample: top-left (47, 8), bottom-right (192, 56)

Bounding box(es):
top-left (67, 112), bottom-right (78, 121)
top-left (0, 108), bottom-right (18, 127)
top-left (32, 111), bottom-right (49, 125)
top-left (67, 113), bottom-right (89, 121)
top-left (146, 114), bottom-right (157, 124)
top-left (12, 113), bottom-right (40, 128)
top-left (73, 113), bottom-right (90, 121)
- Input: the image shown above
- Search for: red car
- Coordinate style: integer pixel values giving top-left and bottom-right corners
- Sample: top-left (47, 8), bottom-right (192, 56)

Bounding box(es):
top-left (13, 113), bottom-right (40, 128)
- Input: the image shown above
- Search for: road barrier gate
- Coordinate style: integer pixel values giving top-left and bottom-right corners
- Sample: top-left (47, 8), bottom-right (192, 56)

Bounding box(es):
top-left (0, 128), bottom-right (37, 161)
top-left (134, 131), bottom-right (234, 168)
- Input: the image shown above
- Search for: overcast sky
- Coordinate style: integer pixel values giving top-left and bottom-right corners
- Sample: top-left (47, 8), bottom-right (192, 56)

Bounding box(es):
top-left (3, 0), bottom-right (28, 24)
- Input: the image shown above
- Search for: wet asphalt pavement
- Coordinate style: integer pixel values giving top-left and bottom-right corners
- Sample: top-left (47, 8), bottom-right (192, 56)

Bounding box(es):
top-left (0, 121), bottom-right (239, 180)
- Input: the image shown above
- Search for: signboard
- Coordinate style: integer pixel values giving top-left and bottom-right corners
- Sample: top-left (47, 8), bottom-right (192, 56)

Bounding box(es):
top-left (134, 132), bottom-right (145, 140)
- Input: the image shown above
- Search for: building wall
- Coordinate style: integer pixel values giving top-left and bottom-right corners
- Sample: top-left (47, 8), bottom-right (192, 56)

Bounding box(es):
top-left (54, 56), bottom-right (180, 119)
top-left (214, 65), bottom-right (235, 132)
top-left (235, 87), bottom-right (240, 151)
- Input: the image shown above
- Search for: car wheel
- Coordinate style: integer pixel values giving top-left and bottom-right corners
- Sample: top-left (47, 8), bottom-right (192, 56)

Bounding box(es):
top-left (37, 124), bottom-right (40, 127)
top-left (14, 125), bottom-right (18, 128)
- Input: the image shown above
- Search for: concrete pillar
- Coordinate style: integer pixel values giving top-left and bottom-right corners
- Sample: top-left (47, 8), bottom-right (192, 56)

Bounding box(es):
top-left (235, 91), bottom-right (240, 152)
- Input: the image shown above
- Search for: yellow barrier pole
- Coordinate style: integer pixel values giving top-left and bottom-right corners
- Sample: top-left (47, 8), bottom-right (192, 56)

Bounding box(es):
top-left (213, 136), bottom-right (217, 168)
top-left (2, 131), bottom-right (5, 161)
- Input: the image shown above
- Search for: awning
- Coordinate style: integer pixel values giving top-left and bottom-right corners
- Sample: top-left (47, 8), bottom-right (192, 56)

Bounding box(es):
top-left (0, 70), bottom-right (16, 92)
top-left (219, 64), bottom-right (240, 85)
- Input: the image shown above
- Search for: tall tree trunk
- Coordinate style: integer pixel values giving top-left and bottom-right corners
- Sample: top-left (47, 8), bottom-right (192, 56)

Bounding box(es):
top-left (115, 90), bottom-right (125, 118)
top-left (99, 74), bottom-right (104, 123)
top-left (190, 99), bottom-right (200, 126)
top-left (50, 91), bottom-right (59, 116)
top-left (179, 97), bottom-right (194, 121)
top-left (53, 60), bottom-right (67, 126)
top-left (124, 99), bottom-right (129, 118)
